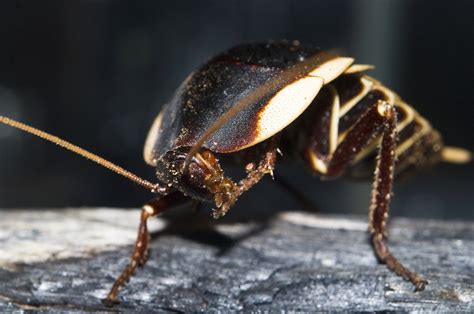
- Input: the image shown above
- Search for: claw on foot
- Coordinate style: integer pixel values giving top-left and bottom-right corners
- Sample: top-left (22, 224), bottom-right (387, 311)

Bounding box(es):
top-left (414, 279), bottom-right (428, 292)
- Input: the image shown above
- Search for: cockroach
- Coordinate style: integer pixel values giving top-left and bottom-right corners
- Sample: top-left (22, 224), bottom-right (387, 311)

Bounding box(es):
top-left (0, 40), bottom-right (471, 306)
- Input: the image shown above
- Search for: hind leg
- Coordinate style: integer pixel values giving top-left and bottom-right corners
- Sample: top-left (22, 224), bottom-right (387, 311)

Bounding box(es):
top-left (305, 100), bottom-right (427, 290)
top-left (367, 105), bottom-right (428, 290)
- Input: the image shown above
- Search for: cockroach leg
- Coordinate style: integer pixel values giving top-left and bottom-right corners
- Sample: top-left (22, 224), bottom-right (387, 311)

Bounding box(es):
top-left (193, 137), bottom-right (279, 218)
top-left (237, 136), bottom-right (279, 195)
top-left (324, 101), bottom-right (395, 177)
top-left (306, 100), bottom-right (427, 290)
top-left (368, 105), bottom-right (428, 290)
top-left (372, 234), bottom-right (427, 291)
top-left (102, 191), bottom-right (189, 306)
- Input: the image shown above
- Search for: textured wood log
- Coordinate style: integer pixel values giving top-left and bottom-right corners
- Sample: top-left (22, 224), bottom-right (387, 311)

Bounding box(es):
top-left (0, 208), bottom-right (472, 312)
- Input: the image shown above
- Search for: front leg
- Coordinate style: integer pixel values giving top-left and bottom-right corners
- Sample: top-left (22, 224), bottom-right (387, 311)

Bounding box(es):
top-left (103, 191), bottom-right (190, 306)
top-left (305, 100), bottom-right (427, 290)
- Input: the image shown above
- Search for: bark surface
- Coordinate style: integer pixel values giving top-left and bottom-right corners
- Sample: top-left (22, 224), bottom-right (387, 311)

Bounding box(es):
top-left (0, 208), bottom-right (472, 312)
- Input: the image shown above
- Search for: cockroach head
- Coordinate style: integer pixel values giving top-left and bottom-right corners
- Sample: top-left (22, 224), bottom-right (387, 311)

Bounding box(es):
top-left (155, 147), bottom-right (215, 201)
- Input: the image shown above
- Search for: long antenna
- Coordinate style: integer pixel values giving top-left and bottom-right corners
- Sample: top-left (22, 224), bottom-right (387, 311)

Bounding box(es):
top-left (0, 116), bottom-right (164, 193)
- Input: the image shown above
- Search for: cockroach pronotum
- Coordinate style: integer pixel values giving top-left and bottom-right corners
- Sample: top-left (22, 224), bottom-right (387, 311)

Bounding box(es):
top-left (0, 41), bottom-right (471, 306)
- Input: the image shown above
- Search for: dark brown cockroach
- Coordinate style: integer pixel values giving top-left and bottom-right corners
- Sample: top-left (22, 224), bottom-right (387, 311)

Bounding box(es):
top-left (0, 41), bottom-right (471, 306)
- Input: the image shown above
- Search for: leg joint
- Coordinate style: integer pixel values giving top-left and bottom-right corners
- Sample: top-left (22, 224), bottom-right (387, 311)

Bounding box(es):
top-left (142, 204), bottom-right (157, 216)
top-left (376, 100), bottom-right (395, 118)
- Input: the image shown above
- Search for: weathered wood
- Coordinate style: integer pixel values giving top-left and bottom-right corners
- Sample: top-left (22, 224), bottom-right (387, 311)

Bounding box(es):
top-left (0, 208), bottom-right (472, 312)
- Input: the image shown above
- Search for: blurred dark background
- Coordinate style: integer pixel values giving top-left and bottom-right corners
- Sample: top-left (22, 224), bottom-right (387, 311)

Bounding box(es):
top-left (0, 0), bottom-right (473, 220)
